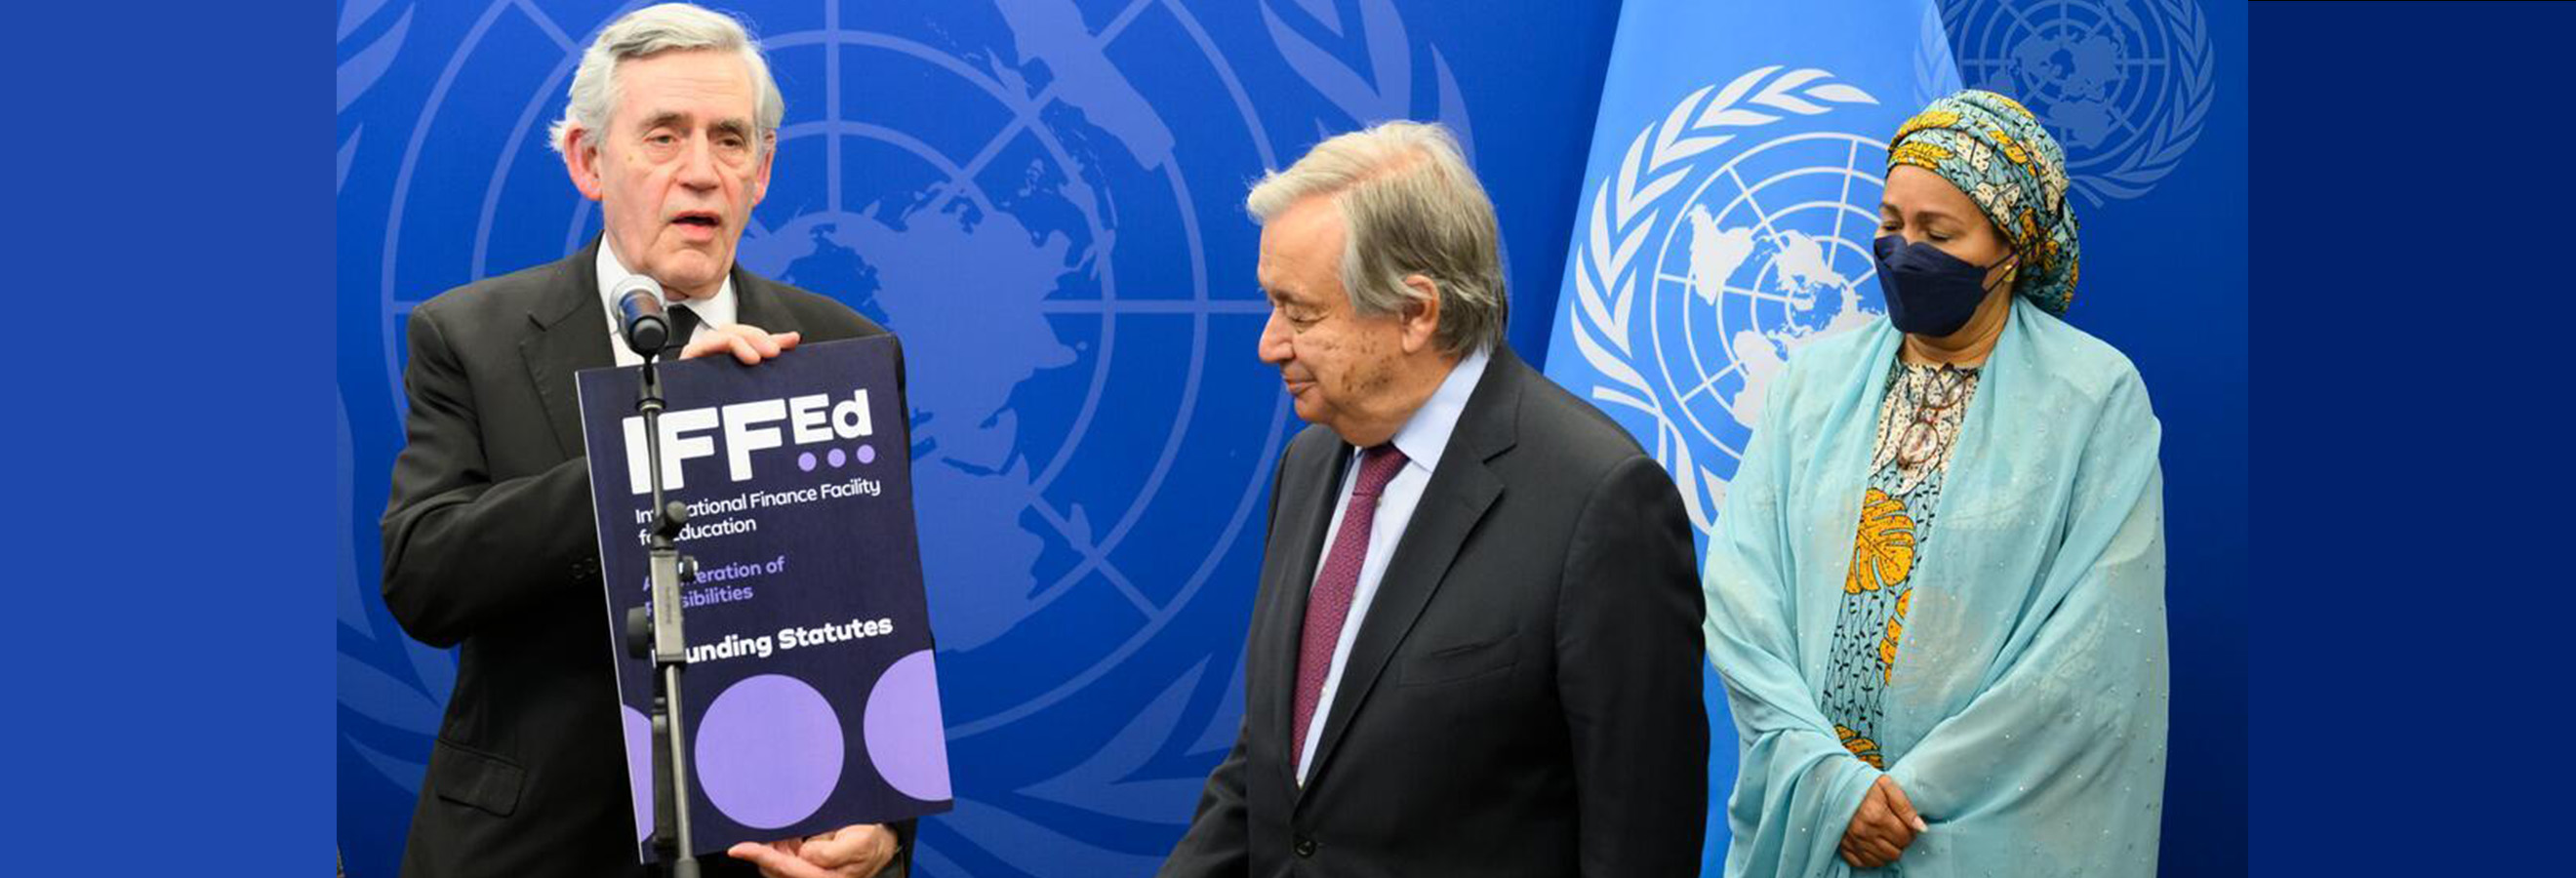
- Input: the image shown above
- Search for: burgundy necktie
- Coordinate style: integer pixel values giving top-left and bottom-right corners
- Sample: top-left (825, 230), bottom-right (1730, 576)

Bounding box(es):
top-left (1292, 443), bottom-right (1409, 769)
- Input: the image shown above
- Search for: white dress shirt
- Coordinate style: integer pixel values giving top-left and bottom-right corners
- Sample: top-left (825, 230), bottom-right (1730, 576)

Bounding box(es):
top-left (596, 240), bottom-right (739, 366)
top-left (1294, 345), bottom-right (1492, 785)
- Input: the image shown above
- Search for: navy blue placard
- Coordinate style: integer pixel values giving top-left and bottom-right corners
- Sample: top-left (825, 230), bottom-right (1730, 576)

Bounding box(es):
top-left (576, 336), bottom-right (952, 857)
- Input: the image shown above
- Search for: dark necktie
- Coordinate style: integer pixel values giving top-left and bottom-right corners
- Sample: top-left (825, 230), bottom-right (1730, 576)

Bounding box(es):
top-left (661, 303), bottom-right (703, 358)
top-left (1292, 443), bottom-right (1410, 771)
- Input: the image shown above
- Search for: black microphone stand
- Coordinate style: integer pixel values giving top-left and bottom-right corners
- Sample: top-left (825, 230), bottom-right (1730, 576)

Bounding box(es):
top-left (624, 345), bottom-right (704, 878)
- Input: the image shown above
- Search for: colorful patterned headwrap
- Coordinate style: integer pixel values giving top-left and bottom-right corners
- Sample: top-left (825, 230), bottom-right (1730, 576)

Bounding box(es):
top-left (1888, 90), bottom-right (2080, 314)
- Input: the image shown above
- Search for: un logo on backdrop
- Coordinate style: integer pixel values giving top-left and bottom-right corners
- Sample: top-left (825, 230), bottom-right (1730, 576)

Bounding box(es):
top-left (1566, 67), bottom-right (1883, 535)
top-left (1941, 0), bottom-right (2214, 203)
top-left (350, 0), bottom-right (1473, 873)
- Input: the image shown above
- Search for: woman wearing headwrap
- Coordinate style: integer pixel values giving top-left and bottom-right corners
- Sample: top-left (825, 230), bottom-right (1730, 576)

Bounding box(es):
top-left (1703, 90), bottom-right (2166, 876)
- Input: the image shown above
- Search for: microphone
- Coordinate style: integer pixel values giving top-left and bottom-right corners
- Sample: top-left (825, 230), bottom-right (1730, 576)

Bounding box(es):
top-left (615, 275), bottom-right (670, 356)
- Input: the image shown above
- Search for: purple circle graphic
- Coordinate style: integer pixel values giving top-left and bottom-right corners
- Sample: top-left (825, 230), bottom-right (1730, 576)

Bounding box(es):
top-left (826, 448), bottom-right (847, 467)
top-left (854, 444), bottom-right (876, 464)
top-left (864, 650), bottom-right (951, 801)
top-left (797, 451), bottom-right (817, 472)
top-left (694, 674), bottom-right (844, 829)
top-left (622, 705), bottom-right (654, 842)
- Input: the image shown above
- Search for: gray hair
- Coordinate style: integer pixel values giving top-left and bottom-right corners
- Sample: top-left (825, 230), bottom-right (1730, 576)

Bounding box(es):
top-left (1246, 120), bottom-right (1507, 355)
top-left (547, 3), bottom-right (785, 157)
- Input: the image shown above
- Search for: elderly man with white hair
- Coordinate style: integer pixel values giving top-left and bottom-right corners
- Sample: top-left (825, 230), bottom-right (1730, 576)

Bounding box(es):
top-left (1159, 121), bottom-right (1710, 878)
top-left (382, 4), bottom-right (907, 876)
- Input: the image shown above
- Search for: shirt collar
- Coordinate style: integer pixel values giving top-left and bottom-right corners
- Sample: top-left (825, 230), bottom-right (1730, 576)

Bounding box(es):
top-left (595, 237), bottom-right (738, 339)
top-left (1375, 345), bottom-right (1492, 477)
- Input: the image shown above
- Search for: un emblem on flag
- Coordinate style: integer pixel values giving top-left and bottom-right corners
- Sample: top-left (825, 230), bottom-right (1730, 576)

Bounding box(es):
top-left (1566, 66), bottom-right (1886, 534)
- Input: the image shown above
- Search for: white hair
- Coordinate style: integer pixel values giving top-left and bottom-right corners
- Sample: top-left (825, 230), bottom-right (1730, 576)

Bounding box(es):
top-left (547, 3), bottom-right (785, 157)
top-left (1246, 120), bottom-right (1508, 355)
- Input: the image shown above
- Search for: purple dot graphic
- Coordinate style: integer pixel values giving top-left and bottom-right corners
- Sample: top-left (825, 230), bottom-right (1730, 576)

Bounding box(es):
top-left (797, 451), bottom-right (817, 472)
top-left (694, 674), bottom-right (844, 829)
top-left (827, 448), bottom-right (847, 467)
top-left (622, 705), bottom-right (654, 842)
top-left (864, 650), bottom-right (951, 801)
top-left (854, 444), bottom-right (876, 464)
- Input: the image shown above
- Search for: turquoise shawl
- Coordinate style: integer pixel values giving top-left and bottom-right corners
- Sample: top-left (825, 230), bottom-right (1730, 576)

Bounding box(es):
top-left (1704, 299), bottom-right (2168, 877)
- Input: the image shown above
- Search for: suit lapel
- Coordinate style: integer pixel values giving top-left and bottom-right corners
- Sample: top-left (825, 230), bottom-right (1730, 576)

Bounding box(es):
top-left (521, 238), bottom-right (615, 459)
top-left (520, 247), bottom-right (786, 459)
top-left (1297, 348), bottom-right (1528, 795)
top-left (731, 263), bottom-right (807, 337)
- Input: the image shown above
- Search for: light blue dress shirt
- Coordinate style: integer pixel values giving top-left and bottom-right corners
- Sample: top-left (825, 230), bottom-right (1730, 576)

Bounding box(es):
top-left (1294, 346), bottom-right (1491, 785)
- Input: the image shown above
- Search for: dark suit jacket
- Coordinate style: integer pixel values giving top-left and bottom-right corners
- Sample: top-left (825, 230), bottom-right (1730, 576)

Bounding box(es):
top-left (1160, 345), bottom-right (1709, 878)
top-left (382, 238), bottom-right (914, 878)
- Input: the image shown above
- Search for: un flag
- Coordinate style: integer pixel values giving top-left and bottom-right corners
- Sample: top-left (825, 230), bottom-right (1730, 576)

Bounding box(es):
top-left (1536, 0), bottom-right (1961, 868)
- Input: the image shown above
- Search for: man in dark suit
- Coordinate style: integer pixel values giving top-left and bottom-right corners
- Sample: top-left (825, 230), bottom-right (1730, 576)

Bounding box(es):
top-left (382, 5), bottom-right (906, 877)
top-left (1159, 121), bottom-right (1709, 878)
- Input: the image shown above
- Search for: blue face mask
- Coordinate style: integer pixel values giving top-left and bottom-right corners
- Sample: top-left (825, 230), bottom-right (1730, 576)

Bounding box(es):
top-left (1872, 234), bottom-right (2015, 338)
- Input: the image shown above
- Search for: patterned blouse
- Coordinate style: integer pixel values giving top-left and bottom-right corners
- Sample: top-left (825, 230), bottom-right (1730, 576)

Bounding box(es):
top-left (1819, 360), bottom-right (1982, 770)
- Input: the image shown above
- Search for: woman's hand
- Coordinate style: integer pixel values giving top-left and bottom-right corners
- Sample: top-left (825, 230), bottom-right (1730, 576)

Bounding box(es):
top-left (1839, 775), bottom-right (1928, 869)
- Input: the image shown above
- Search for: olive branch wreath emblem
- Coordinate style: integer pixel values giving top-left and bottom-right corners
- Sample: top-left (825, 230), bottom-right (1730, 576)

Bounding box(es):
top-left (1942, 0), bottom-right (2215, 204)
top-left (2081, 0), bottom-right (2214, 202)
top-left (1565, 65), bottom-right (1877, 534)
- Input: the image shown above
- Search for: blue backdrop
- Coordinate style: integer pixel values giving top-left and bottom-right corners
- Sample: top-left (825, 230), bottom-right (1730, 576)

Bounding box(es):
top-left (335, 1), bottom-right (2242, 875)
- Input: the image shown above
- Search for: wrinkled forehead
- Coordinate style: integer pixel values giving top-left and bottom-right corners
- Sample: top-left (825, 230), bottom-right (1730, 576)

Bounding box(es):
top-left (1256, 200), bottom-right (1347, 296)
top-left (613, 50), bottom-right (760, 127)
